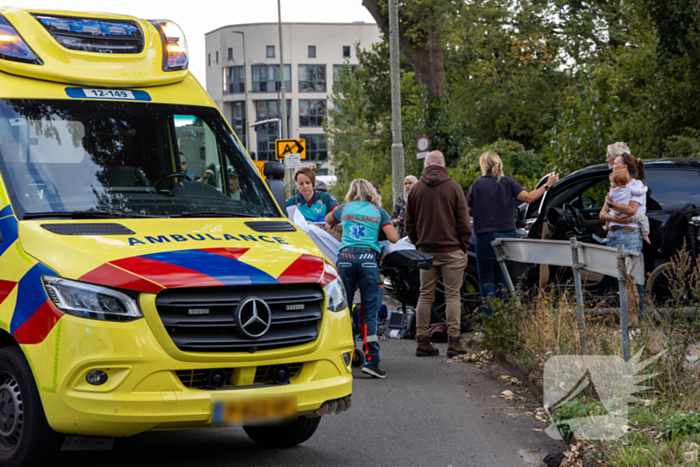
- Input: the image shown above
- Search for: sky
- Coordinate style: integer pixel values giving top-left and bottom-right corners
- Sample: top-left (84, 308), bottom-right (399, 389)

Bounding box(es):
top-left (4, 1), bottom-right (377, 83)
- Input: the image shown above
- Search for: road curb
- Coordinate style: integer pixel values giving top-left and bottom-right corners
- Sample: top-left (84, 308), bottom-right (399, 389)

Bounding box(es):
top-left (491, 350), bottom-right (543, 401)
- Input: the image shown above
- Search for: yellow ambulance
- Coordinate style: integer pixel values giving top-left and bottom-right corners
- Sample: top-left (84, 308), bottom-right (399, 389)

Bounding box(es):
top-left (0, 8), bottom-right (353, 466)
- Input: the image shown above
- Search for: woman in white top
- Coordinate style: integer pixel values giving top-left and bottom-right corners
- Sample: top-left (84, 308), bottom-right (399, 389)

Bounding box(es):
top-left (599, 146), bottom-right (647, 313)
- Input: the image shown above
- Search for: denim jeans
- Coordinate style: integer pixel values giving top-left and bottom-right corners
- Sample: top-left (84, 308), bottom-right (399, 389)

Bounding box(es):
top-left (475, 230), bottom-right (517, 315)
top-left (607, 227), bottom-right (645, 313)
top-left (337, 252), bottom-right (383, 364)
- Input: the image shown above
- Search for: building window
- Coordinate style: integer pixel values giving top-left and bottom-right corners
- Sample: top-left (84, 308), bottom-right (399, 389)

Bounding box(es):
top-left (343, 46), bottom-right (351, 58)
top-left (298, 65), bottom-right (326, 92)
top-left (300, 134), bottom-right (328, 161)
top-left (267, 45), bottom-right (275, 58)
top-left (208, 54), bottom-right (211, 66)
top-left (223, 66), bottom-right (245, 94)
top-left (254, 100), bottom-right (291, 161)
top-left (308, 45), bottom-right (316, 58)
top-left (333, 64), bottom-right (357, 78)
top-left (232, 101), bottom-right (247, 149)
top-left (251, 64), bottom-right (291, 93)
top-left (299, 99), bottom-right (326, 127)
top-left (215, 51), bottom-right (219, 64)
top-left (228, 48), bottom-right (233, 60)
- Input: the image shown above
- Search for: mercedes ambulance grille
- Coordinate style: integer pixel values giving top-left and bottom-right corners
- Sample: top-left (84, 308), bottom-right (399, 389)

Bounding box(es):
top-left (175, 363), bottom-right (303, 389)
top-left (32, 14), bottom-right (145, 54)
top-left (155, 284), bottom-right (323, 353)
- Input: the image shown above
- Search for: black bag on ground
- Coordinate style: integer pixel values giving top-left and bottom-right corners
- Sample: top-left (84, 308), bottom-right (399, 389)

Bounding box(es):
top-left (662, 204), bottom-right (700, 255)
top-left (428, 322), bottom-right (447, 343)
top-left (383, 249), bottom-right (433, 273)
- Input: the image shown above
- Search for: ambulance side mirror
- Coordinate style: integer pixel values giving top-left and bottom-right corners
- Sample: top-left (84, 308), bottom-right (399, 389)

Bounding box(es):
top-left (263, 161), bottom-right (285, 180)
top-left (263, 161), bottom-right (288, 217)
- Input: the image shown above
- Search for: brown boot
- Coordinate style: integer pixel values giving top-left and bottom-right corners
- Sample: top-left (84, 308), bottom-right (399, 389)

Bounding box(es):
top-left (415, 336), bottom-right (439, 357)
top-left (447, 337), bottom-right (467, 357)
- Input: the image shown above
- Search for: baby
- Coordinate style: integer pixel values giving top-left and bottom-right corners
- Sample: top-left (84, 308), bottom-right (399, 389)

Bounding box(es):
top-left (603, 170), bottom-right (650, 244)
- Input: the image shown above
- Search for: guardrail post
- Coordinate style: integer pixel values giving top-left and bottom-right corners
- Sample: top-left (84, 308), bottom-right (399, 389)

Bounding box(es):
top-left (491, 238), bottom-right (520, 307)
top-left (570, 238), bottom-right (586, 354)
top-left (617, 244), bottom-right (631, 370)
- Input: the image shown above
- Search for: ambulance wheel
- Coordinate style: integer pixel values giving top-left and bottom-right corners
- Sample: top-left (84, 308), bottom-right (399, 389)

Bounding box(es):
top-left (0, 346), bottom-right (62, 467)
top-left (243, 415), bottom-right (321, 448)
top-left (351, 348), bottom-right (365, 368)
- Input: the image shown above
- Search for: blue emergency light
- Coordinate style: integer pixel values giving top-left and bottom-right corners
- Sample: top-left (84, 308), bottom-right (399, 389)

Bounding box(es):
top-left (32, 14), bottom-right (144, 54)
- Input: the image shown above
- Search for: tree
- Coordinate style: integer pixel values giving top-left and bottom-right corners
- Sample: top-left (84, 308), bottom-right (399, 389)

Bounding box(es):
top-left (362, 0), bottom-right (451, 100)
top-left (324, 46), bottom-right (394, 210)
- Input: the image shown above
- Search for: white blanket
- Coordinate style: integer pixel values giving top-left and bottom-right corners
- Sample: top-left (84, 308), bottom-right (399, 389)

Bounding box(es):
top-left (287, 205), bottom-right (415, 265)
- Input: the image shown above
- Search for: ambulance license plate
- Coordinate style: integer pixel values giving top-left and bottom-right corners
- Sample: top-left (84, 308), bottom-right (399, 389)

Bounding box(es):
top-left (212, 395), bottom-right (297, 426)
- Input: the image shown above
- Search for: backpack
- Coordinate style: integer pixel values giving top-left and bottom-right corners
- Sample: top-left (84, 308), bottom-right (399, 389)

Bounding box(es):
top-left (662, 204), bottom-right (700, 256)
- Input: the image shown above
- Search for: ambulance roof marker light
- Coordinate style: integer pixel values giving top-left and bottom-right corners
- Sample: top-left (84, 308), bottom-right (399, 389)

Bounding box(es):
top-left (150, 20), bottom-right (188, 72)
top-left (0, 15), bottom-right (42, 64)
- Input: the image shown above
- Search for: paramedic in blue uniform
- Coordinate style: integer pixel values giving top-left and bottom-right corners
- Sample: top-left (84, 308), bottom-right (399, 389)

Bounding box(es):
top-left (325, 179), bottom-right (399, 379)
top-left (286, 167), bottom-right (338, 222)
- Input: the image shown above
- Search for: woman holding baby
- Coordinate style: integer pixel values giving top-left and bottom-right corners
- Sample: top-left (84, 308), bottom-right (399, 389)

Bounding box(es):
top-left (599, 142), bottom-right (647, 314)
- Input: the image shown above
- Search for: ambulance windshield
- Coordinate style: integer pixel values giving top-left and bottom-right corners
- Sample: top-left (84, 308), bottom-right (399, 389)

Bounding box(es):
top-left (0, 99), bottom-right (280, 219)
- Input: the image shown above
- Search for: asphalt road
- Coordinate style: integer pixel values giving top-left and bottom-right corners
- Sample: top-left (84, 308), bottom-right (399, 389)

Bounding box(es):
top-left (57, 338), bottom-right (560, 467)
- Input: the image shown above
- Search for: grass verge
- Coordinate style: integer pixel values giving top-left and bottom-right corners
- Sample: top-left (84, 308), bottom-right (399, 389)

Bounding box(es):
top-left (481, 251), bottom-right (700, 465)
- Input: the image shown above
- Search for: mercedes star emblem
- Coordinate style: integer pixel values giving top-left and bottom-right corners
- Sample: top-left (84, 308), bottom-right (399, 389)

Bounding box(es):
top-left (235, 297), bottom-right (272, 339)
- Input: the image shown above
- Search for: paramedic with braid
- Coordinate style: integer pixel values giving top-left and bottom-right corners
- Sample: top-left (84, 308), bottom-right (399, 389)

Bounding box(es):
top-left (326, 179), bottom-right (399, 379)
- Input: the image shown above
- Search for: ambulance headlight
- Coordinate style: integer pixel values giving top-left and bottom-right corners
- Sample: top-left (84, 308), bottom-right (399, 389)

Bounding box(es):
top-left (150, 20), bottom-right (188, 71)
top-left (0, 15), bottom-right (42, 64)
top-left (42, 276), bottom-right (142, 322)
top-left (324, 277), bottom-right (348, 313)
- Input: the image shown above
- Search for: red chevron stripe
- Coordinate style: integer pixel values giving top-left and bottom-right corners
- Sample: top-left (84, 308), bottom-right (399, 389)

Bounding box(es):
top-left (198, 247), bottom-right (249, 261)
top-left (79, 264), bottom-right (164, 294)
top-left (277, 254), bottom-right (324, 284)
top-left (13, 300), bottom-right (63, 345)
top-left (321, 260), bottom-right (339, 286)
top-left (111, 256), bottom-right (225, 288)
top-left (0, 280), bottom-right (17, 305)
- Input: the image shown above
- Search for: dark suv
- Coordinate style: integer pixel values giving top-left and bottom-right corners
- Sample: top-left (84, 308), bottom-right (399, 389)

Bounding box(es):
top-left (516, 158), bottom-right (700, 301)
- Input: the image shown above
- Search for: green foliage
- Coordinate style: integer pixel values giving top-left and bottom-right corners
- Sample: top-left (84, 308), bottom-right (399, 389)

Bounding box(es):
top-left (661, 412), bottom-right (700, 440)
top-left (460, 139), bottom-right (549, 190)
top-left (329, 0), bottom-right (700, 202)
top-left (324, 42), bottom-right (396, 211)
top-left (546, 66), bottom-right (622, 173)
top-left (551, 399), bottom-right (607, 439)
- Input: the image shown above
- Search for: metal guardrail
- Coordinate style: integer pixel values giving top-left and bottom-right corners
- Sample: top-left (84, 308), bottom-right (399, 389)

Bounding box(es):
top-left (491, 237), bottom-right (644, 362)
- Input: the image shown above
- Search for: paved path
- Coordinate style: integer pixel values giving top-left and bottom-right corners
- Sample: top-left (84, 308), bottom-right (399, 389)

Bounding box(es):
top-left (58, 339), bottom-right (560, 466)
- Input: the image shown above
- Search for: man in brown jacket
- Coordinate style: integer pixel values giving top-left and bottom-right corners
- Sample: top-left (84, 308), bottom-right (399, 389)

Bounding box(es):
top-left (405, 150), bottom-right (472, 357)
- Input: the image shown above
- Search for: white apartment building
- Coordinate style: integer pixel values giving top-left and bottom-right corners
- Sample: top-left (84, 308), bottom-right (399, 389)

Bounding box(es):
top-left (205, 22), bottom-right (381, 174)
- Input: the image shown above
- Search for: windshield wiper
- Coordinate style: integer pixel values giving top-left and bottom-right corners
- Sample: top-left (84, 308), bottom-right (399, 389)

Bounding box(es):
top-left (23, 210), bottom-right (161, 220)
top-left (175, 211), bottom-right (261, 218)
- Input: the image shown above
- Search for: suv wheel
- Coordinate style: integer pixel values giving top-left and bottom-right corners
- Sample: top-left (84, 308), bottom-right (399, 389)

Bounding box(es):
top-left (0, 347), bottom-right (62, 467)
top-left (243, 415), bottom-right (321, 448)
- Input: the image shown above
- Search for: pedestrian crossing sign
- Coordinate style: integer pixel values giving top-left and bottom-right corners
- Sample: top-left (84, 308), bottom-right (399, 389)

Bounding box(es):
top-left (275, 138), bottom-right (306, 160)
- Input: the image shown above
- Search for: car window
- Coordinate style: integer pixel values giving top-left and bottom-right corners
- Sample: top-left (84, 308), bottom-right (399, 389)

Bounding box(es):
top-left (0, 99), bottom-right (279, 218)
top-left (580, 179), bottom-right (609, 209)
top-left (646, 169), bottom-right (700, 211)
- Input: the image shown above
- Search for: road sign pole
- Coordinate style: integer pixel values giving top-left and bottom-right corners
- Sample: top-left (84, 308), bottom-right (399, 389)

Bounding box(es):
top-left (389, 0), bottom-right (405, 204)
top-left (277, 0), bottom-right (289, 194)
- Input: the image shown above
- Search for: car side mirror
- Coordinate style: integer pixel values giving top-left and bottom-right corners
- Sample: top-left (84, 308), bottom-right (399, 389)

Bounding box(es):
top-left (263, 161), bottom-right (285, 180)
